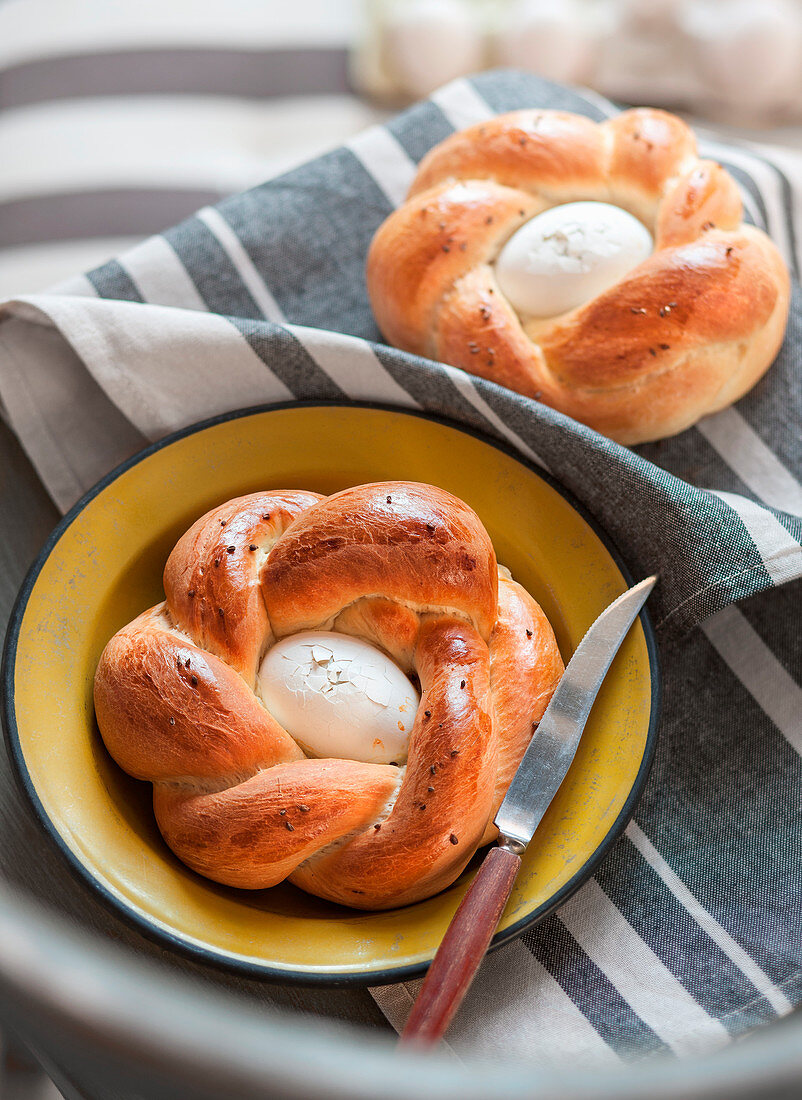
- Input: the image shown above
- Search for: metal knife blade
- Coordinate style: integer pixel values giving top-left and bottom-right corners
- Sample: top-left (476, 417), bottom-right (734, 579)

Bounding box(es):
top-left (494, 575), bottom-right (657, 852)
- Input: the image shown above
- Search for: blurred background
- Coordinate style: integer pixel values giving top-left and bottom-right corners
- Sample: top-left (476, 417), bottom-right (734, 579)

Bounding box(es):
top-left (2, 0), bottom-right (802, 300)
top-left (0, 1), bottom-right (800, 1096)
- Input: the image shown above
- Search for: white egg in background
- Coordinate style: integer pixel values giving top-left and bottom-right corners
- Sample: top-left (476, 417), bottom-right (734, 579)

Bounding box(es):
top-left (257, 632), bottom-right (419, 765)
top-left (384, 0), bottom-right (485, 100)
top-left (496, 0), bottom-right (599, 87)
top-left (495, 201), bottom-right (653, 319)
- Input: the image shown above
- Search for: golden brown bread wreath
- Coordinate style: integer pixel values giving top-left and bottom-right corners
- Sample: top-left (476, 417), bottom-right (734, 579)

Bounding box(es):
top-left (366, 108), bottom-right (790, 444)
top-left (94, 482), bottom-right (564, 910)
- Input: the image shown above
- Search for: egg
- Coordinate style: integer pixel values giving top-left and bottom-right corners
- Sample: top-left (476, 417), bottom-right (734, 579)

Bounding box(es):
top-left (384, 0), bottom-right (485, 100)
top-left (681, 0), bottom-right (800, 113)
top-left (496, 0), bottom-right (600, 86)
top-left (495, 201), bottom-right (653, 319)
top-left (257, 632), bottom-right (419, 765)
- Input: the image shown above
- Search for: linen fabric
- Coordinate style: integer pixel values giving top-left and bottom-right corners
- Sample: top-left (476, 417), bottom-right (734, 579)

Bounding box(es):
top-left (1, 69), bottom-right (801, 1066)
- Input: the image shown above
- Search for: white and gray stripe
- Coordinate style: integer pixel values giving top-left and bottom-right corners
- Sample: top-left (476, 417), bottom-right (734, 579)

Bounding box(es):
top-left (1, 42), bottom-right (801, 1070)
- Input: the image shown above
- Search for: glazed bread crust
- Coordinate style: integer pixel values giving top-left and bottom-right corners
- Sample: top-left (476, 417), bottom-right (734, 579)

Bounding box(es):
top-left (366, 108), bottom-right (790, 444)
top-left (94, 482), bottom-right (564, 910)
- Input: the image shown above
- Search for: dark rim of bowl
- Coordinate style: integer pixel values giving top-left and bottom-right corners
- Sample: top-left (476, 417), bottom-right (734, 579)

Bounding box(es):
top-left (1, 400), bottom-right (661, 987)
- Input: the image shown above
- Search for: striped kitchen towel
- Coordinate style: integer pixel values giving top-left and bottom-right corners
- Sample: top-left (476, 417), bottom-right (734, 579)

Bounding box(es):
top-left (0, 0), bottom-right (377, 298)
top-left (1, 69), bottom-right (801, 1067)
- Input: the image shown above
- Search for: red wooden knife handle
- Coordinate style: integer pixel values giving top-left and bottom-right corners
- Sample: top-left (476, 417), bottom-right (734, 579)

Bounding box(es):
top-left (400, 844), bottom-right (521, 1047)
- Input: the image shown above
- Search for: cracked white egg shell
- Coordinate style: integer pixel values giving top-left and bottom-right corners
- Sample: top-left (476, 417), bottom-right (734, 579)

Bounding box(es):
top-left (257, 631), bottom-right (419, 764)
top-left (495, 201), bottom-right (653, 319)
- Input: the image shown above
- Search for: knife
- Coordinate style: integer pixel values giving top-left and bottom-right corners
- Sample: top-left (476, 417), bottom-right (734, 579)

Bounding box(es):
top-left (400, 575), bottom-right (658, 1047)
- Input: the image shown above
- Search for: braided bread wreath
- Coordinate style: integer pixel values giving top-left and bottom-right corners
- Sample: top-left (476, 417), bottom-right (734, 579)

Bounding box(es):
top-left (94, 482), bottom-right (564, 910)
top-left (366, 108), bottom-right (790, 444)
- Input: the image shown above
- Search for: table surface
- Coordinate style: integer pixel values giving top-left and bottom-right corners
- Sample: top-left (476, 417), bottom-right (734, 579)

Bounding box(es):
top-left (0, 418), bottom-right (392, 1095)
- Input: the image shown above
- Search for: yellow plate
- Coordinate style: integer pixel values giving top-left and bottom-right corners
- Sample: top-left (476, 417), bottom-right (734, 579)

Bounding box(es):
top-left (3, 404), bottom-right (659, 984)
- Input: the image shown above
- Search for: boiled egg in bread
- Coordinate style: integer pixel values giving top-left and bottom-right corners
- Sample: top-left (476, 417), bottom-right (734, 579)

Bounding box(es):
top-left (257, 631), bottom-right (419, 764)
top-left (495, 200), bottom-right (653, 318)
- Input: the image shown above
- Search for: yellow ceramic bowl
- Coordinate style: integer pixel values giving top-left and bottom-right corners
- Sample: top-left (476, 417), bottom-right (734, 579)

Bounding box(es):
top-left (3, 404), bottom-right (659, 984)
